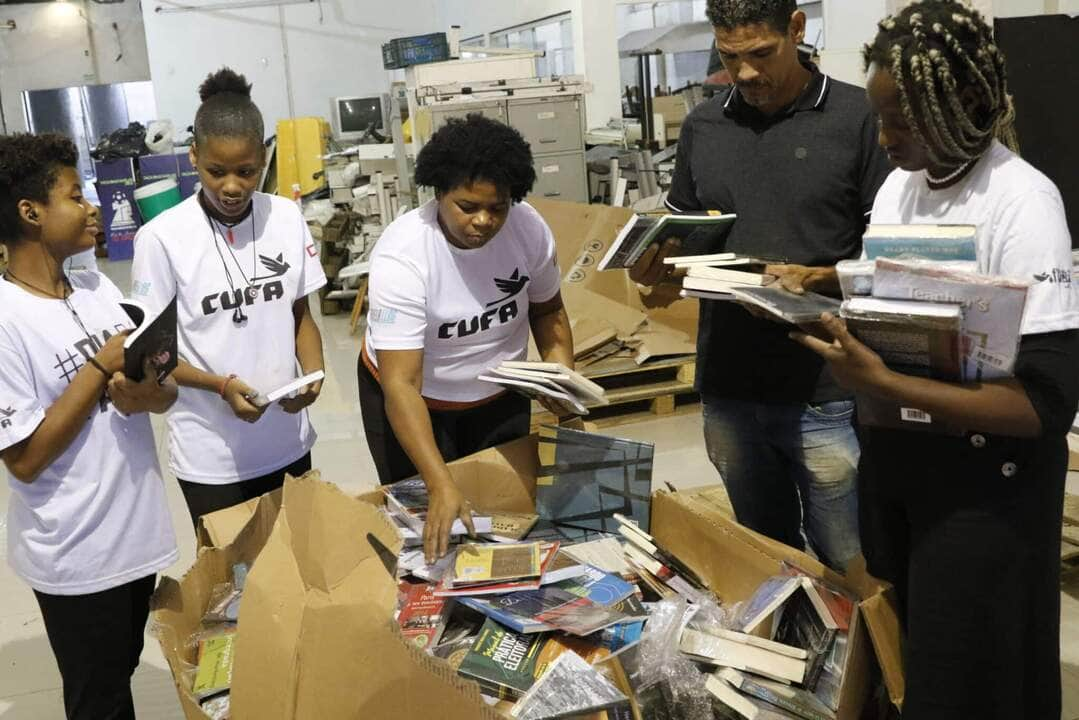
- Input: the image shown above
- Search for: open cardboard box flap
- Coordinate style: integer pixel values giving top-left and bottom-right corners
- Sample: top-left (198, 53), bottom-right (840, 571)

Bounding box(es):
top-left (154, 474), bottom-right (502, 720)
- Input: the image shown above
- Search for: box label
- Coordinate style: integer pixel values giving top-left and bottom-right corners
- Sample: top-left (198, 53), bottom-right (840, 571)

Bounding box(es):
top-left (537, 112), bottom-right (556, 120)
top-left (900, 407), bottom-right (932, 424)
top-left (542, 165), bottom-right (560, 174)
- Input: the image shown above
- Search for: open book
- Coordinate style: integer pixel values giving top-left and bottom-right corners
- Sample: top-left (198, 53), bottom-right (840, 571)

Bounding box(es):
top-left (119, 296), bottom-right (178, 383)
top-left (598, 212), bottom-right (737, 271)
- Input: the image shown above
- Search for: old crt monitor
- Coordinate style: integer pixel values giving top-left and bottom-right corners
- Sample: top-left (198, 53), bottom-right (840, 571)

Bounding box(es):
top-left (331, 95), bottom-right (389, 142)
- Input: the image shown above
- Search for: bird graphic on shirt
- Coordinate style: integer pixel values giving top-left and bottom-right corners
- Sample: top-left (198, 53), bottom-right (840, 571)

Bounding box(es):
top-left (255, 253), bottom-right (291, 280)
top-left (486, 269), bottom-right (531, 307)
top-left (1033, 272), bottom-right (1050, 283)
top-left (0, 407), bottom-right (14, 418)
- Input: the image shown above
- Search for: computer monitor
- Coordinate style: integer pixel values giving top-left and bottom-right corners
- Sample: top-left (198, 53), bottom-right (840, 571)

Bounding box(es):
top-left (331, 95), bottom-right (390, 142)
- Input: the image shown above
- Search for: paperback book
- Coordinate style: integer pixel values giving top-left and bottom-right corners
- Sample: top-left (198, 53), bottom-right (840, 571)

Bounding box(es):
top-left (598, 212), bottom-right (738, 271)
top-left (119, 295), bottom-right (178, 382)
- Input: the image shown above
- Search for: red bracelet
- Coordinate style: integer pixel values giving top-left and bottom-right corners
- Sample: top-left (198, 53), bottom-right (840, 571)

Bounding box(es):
top-left (219, 374), bottom-right (238, 398)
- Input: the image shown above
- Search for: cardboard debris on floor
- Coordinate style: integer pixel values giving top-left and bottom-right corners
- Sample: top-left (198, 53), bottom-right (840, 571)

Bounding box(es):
top-left (153, 436), bottom-right (904, 720)
top-left (528, 198), bottom-right (700, 370)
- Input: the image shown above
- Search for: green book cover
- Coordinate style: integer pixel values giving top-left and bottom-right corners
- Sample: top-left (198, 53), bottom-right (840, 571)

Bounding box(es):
top-left (456, 618), bottom-right (545, 698)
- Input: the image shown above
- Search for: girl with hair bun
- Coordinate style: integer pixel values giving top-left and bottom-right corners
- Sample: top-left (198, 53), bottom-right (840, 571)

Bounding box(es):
top-left (132, 67), bottom-right (327, 529)
top-left (792, 2), bottom-right (1079, 717)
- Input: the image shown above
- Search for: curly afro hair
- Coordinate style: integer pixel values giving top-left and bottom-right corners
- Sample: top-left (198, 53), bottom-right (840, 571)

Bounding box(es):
top-left (194, 67), bottom-right (264, 147)
top-left (415, 114), bottom-right (536, 203)
top-left (0, 133), bottom-right (79, 243)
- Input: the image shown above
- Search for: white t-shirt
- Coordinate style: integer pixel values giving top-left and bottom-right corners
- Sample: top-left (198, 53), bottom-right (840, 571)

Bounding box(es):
top-left (0, 272), bottom-right (178, 595)
top-left (131, 192), bottom-right (327, 484)
top-left (871, 141), bottom-right (1079, 335)
top-left (366, 200), bottom-right (561, 402)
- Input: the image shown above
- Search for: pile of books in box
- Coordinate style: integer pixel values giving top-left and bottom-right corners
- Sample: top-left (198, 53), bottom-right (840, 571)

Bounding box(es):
top-left (689, 566), bottom-right (855, 720)
top-left (185, 563), bottom-right (249, 719)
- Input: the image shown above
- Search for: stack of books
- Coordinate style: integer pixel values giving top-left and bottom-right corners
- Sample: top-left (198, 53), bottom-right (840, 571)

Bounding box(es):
top-left (697, 566), bottom-right (856, 719)
top-left (478, 361), bottom-right (608, 416)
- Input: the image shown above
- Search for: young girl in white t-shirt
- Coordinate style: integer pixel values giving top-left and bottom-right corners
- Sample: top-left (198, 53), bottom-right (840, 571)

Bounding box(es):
top-left (0, 133), bottom-right (179, 720)
top-left (131, 68), bottom-right (327, 528)
top-left (790, 3), bottom-right (1079, 717)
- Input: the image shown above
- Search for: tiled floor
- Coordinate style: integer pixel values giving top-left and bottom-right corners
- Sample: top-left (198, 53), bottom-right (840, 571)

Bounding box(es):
top-left (1, 259), bottom-right (1077, 719)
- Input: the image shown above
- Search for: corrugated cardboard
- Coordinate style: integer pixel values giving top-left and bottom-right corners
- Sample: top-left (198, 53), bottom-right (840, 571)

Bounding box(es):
top-left (155, 442), bottom-right (904, 719)
top-left (154, 475), bottom-right (503, 720)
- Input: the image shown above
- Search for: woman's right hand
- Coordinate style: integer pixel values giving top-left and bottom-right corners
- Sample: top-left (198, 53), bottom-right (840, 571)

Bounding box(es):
top-left (93, 332), bottom-right (130, 376)
top-left (424, 478), bottom-right (475, 564)
top-left (221, 377), bottom-right (265, 423)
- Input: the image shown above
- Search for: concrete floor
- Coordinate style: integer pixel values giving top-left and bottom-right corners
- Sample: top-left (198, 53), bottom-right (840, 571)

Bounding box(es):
top-left (1, 259), bottom-right (1077, 719)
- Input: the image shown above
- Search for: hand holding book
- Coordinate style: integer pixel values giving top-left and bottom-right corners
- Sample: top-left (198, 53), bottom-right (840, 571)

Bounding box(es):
top-left (628, 237), bottom-right (683, 287)
top-left (109, 357), bottom-right (179, 415)
top-left (789, 313), bottom-right (890, 394)
top-left (426, 478), bottom-right (476, 564)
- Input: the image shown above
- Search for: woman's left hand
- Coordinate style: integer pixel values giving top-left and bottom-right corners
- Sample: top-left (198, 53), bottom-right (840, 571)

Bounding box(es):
top-left (789, 313), bottom-right (891, 394)
top-left (278, 377), bottom-right (323, 414)
top-left (536, 394), bottom-right (580, 419)
top-left (109, 360), bottom-right (179, 415)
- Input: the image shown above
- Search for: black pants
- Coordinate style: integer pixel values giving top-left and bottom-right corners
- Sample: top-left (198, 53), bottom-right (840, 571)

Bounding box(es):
top-left (859, 432), bottom-right (1065, 720)
top-left (357, 354), bottom-right (531, 485)
top-left (34, 575), bottom-right (156, 720)
top-left (177, 452), bottom-right (312, 529)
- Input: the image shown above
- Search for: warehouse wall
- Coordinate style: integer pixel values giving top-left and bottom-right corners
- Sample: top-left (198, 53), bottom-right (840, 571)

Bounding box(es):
top-left (0, 0), bottom-right (151, 134)
top-left (141, 0), bottom-right (440, 137)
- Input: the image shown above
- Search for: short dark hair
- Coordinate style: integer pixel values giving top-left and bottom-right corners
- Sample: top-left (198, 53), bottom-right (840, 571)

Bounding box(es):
top-left (193, 67), bottom-right (265, 147)
top-left (864, 0), bottom-right (1017, 165)
top-left (415, 114), bottom-right (536, 203)
top-left (0, 133), bottom-right (78, 243)
top-left (706, 0), bottom-right (798, 33)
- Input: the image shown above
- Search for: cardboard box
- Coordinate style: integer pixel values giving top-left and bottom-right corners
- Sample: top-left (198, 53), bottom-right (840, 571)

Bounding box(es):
top-left (154, 439), bottom-right (903, 719)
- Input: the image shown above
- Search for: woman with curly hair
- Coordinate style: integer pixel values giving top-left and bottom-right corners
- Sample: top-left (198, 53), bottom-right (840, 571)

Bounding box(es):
top-left (792, 2), bottom-right (1078, 717)
top-left (360, 113), bottom-right (574, 561)
top-left (131, 67), bottom-right (327, 529)
top-left (0, 132), bottom-right (178, 719)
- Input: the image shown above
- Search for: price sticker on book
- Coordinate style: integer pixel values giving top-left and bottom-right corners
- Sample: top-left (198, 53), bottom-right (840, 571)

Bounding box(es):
top-left (900, 407), bottom-right (933, 424)
top-left (970, 345), bottom-right (1009, 371)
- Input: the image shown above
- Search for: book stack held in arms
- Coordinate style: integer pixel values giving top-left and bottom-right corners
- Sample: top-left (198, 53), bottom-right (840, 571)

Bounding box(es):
top-left (375, 432), bottom-right (871, 720)
top-left (673, 252), bottom-right (844, 324)
top-left (479, 361), bottom-right (609, 417)
top-left (837, 224), bottom-right (1029, 433)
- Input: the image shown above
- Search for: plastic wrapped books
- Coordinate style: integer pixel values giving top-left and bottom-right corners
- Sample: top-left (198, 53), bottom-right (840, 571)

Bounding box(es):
top-left (510, 650), bottom-right (628, 719)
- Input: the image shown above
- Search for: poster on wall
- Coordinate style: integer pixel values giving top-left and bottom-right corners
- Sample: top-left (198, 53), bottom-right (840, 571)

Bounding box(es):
top-left (176, 150), bottom-right (200, 199)
top-left (94, 158), bottom-right (139, 261)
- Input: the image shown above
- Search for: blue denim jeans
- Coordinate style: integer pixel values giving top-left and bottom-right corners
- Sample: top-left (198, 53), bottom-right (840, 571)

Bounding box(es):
top-left (702, 396), bottom-right (862, 571)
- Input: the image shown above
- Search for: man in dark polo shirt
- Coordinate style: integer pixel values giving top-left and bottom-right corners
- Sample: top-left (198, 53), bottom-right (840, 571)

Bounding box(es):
top-left (631, 0), bottom-right (891, 572)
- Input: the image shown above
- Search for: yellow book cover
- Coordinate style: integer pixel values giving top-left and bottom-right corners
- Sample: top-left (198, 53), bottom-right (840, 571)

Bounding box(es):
top-left (454, 542), bottom-right (542, 584)
top-left (192, 632), bottom-right (236, 699)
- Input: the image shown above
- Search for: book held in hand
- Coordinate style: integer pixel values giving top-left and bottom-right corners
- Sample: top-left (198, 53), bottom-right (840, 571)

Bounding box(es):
top-left (481, 361), bottom-right (607, 417)
top-left (862, 224), bottom-right (977, 261)
top-left (119, 295), bottom-right (178, 383)
top-left (725, 286), bottom-right (842, 325)
top-left (598, 212), bottom-right (738, 271)
top-left (248, 369), bottom-right (326, 408)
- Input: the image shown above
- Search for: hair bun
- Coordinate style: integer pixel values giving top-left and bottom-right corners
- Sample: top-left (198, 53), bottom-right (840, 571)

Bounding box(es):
top-left (198, 68), bottom-right (252, 102)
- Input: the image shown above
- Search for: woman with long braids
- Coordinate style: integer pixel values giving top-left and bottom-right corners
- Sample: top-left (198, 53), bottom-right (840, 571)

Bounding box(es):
top-left (791, 2), bottom-right (1078, 717)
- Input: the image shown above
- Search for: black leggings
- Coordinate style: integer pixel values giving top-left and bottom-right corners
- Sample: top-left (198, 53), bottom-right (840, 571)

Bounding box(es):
top-left (35, 574), bottom-right (156, 720)
top-left (177, 452), bottom-right (312, 529)
top-left (357, 354), bottom-right (531, 485)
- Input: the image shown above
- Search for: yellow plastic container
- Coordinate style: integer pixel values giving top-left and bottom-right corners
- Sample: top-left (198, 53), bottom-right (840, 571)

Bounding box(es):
top-left (275, 117), bottom-right (330, 199)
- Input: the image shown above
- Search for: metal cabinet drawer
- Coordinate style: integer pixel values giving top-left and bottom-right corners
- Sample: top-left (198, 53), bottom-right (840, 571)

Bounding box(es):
top-left (430, 101), bottom-right (507, 130)
top-left (508, 98), bottom-right (583, 154)
top-left (531, 153), bottom-right (587, 203)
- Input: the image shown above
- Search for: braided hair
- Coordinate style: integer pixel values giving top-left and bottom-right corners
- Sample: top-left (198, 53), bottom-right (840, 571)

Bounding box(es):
top-left (193, 68), bottom-right (265, 147)
top-left (864, 0), bottom-right (1018, 168)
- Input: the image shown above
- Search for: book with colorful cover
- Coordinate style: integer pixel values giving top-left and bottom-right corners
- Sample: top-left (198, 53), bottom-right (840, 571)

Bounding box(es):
top-left (192, 630), bottom-right (236, 700)
top-left (457, 618), bottom-right (547, 699)
top-left (452, 542), bottom-right (543, 586)
top-left (435, 542), bottom-right (561, 597)
top-left (862, 224), bottom-right (977, 261)
top-left (738, 576), bottom-right (803, 634)
top-left (510, 650), bottom-right (629, 720)
top-left (396, 580), bottom-right (452, 650)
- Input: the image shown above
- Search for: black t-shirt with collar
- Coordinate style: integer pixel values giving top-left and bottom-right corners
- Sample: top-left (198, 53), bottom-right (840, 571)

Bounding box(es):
top-left (668, 63), bottom-right (892, 403)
